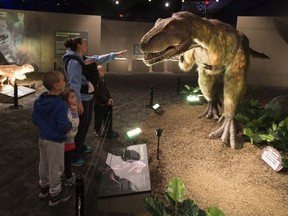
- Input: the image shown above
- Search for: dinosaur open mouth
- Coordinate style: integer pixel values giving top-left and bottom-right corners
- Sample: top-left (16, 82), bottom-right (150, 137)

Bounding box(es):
top-left (142, 46), bottom-right (179, 66)
top-left (141, 38), bottom-right (193, 66)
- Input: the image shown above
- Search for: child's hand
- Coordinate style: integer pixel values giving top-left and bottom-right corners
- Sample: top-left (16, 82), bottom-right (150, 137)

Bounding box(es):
top-left (84, 59), bottom-right (95, 65)
top-left (70, 104), bottom-right (78, 112)
top-left (77, 103), bottom-right (84, 115)
top-left (107, 99), bottom-right (113, 105)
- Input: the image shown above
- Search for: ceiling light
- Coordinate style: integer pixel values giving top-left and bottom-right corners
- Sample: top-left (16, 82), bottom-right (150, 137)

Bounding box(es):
top-left (115, 0), bottom-right (119, 5)
top-left (165, 2), bottom-right (169, 7)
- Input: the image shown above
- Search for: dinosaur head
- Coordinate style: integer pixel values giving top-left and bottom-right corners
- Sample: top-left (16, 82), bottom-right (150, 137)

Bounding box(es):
top-left (15, 64), bottom-right (34, 80)
top-left (140, 12), bottom-right (193, 66)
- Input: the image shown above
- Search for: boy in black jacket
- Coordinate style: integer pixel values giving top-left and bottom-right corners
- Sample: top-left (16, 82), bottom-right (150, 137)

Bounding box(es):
top-left (94, 65), bottom-right (118, 138)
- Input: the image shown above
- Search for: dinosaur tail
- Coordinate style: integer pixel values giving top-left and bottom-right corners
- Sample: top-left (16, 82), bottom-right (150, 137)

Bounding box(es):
top-left (249, 48), bottom-right (270, 59)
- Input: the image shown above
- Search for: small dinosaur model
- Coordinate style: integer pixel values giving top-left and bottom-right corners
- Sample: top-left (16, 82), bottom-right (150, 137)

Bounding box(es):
top-left (0, 63), bottom-right (34, 90)
top-left (139, 11), bottom-right (269, 149)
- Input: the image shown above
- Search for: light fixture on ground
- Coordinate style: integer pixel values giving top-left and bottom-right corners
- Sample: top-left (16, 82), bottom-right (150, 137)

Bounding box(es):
top-left (152, 103), bottom-right (164, 115)
top-left (186, 94), bottom-right (204, 104)
top-left (126, 127), bottom-right (143, 139)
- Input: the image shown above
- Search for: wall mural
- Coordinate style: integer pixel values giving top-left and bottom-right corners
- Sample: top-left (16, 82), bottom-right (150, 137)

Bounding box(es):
top-left (0, 11), bottom-right (40, 70)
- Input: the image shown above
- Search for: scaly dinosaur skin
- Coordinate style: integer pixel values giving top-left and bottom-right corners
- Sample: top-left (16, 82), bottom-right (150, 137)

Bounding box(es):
top-left (140, 12), bottom-right (269, 149)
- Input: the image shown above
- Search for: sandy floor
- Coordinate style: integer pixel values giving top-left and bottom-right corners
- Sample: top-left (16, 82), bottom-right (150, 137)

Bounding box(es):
top-left (143, 104), bottom-right (288, 216)
top-left (110, 72), bottom-right (288, 216)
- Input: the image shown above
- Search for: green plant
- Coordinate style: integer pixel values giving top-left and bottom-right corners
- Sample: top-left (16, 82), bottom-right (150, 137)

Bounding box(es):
top-left (144, 176), bottom-right (225, 216)
top-left (181, 85), bottom-right (202, 96)
top-left (236, 99), bottom-right (273, 143)
top-left (259, 117), bottom-right (288, 167)
top-left (235, 99), bottom-right (288, 167)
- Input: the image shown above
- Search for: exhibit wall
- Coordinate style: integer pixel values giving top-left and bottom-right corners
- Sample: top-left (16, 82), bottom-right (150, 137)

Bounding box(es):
top-left (1, 8), bottom-right (287, 87)
top-left (0, 11), bottom-right (40, 68)
top-left (100, 19), bottom-right (153, 72)
top-left (237, 16), bottom-right (288, 87)
top-left (0, 9), bottom-right (101, 72)
top-left (101, 19), bottom-right (180, 73)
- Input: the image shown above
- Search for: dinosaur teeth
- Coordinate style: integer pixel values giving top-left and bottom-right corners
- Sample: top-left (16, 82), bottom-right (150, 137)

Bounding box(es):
top-left (144, 50), bottom-right (167, 60)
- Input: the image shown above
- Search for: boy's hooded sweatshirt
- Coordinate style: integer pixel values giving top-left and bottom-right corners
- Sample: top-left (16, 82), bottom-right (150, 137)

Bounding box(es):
top-left (32, 92), bottom-right (72, 143)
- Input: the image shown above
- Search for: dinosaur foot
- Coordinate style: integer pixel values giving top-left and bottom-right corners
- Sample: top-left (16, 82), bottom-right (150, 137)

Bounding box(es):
top-left (208, 116), bottom-right (237, 149)
top-left (198, 100), bottom-right (220, 120)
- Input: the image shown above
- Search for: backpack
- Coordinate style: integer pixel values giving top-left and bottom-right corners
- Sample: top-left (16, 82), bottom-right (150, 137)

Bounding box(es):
top-left (64, 55), bottom-right (99, 94)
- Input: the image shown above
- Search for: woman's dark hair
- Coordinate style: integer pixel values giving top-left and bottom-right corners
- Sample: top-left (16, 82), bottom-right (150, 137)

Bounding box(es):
top-left (63, 37), bottom-right (84, 52)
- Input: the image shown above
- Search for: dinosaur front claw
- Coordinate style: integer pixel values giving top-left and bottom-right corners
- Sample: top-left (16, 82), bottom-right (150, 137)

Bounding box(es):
top-left (198, 100), bottom-right (220, 120)
top-left (208, 116), bottom-right (237, 149)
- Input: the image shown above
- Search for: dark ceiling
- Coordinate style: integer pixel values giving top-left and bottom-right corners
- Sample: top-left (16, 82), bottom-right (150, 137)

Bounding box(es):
top-left (0, 0), bottom-right (288, 26)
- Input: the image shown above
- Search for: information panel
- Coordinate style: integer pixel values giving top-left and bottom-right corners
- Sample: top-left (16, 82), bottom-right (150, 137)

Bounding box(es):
top-left (97, 143), bottom-right (151, 198)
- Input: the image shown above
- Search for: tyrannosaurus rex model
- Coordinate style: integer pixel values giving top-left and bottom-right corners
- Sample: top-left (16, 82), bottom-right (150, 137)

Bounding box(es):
top-left (139, 11), bottom-right (269, 149)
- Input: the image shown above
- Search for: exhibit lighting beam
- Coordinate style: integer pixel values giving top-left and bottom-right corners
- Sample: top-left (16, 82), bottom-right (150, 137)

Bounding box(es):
top-left (187, 94), bottom-right (200, 102)
top-left (152, 103), bottom-right (160, 110)
top-left (152, 103), bottom-right (164, 115)
top-left (126, 127), bottom-right (143, 139)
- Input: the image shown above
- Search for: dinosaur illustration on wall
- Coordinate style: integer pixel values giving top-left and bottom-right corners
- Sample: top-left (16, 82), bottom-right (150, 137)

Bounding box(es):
top-left (139, 11), bottom-right (269, 149)
top-left (0, 63), bottom-right (34, 90)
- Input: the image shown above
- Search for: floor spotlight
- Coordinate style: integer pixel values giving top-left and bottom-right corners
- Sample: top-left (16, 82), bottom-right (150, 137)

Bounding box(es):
top-left (126, 127), bottom-right (143, 139)
top-left (152, 103), bottom-right (164, 115)
top-left (187, 94), bottom-right (205, 104)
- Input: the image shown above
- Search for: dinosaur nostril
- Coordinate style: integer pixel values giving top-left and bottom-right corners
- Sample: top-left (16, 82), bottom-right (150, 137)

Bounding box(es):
top-left (140, 41), bottom-right (147, 49)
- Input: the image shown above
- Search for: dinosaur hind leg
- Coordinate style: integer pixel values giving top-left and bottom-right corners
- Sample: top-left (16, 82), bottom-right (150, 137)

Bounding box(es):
top-left (198, 68), bottom-right (221, 120)
top-left (209, 50), bottom-right (248, 149)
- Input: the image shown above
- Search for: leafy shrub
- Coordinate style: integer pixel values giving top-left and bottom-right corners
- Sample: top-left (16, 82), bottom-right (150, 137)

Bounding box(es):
top-left (144, 176), bottom-right (225, 216)
top-left (235, 99), bottom-right (288, 167)
top-left (181, 85), bottom-right (202, 96)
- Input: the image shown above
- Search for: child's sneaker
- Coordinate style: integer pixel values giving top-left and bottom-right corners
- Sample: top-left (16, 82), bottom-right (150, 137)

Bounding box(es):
top-left (48, 189), bottom-right (71, 206)
top-left (82, 145), bottom-right (92, 153)
top-left (39, 186), bottom-right (49, 199)
top-left (71, 159), bottom-right (85, 167)
top-left (65, 173), bottom-right (76, 187)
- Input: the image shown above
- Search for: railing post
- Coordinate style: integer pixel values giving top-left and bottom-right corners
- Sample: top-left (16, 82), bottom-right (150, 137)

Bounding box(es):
top-left (149, 84), bottom-right (154, 107)
top-left (155, 128), bottom-right (163, 160)
top-left (9, 83), bottom-right (23, 109)
top-left (75, 174), bottom-right (84, 216)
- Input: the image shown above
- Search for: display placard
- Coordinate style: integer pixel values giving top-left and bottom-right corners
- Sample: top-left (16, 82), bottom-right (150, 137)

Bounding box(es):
top-left (97, 143), bottom-right (151, 198)
top-left (261, 146), bottom-right (283, 172)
